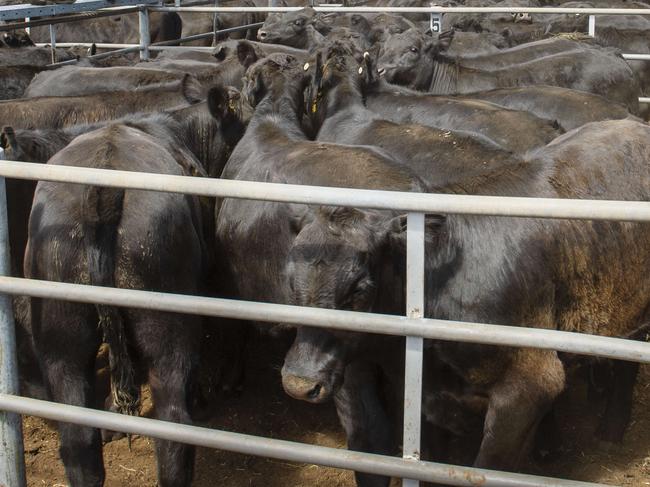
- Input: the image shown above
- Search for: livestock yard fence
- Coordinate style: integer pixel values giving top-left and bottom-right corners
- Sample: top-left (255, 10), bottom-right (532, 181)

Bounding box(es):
top-left (2, 3), bottom-right (650, 487)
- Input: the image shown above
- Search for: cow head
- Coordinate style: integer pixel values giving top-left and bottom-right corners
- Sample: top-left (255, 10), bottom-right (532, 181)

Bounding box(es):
top-left (376, 28), bottom-right (454, 90)
top-left (304, 41), bottom-right (375, 129)
top-left (281, 207), bottom-right (444, 403)
top-left (206, 85), bottom-right (253, 147)
top-left (236, 47), bottom-right (308, 119)
top-left (257, 7), bottom-right (318, 47)
top-left (366, 13), bottom-right (416, 44)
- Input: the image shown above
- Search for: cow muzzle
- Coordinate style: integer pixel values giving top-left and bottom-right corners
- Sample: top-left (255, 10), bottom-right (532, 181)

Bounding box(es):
top-left (282, 374), bottom-right (331, 403)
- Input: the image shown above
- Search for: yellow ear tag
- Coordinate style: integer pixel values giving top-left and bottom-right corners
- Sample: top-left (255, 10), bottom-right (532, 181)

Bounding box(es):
top-left (228, 100), bottom-right (236, 113)
top-left (311, 100), bottom-right (318, 113)
top-left (303, 62), bottom-right (310, 71)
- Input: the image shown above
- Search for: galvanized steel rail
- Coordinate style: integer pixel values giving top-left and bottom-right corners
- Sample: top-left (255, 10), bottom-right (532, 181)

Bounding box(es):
top-left (0, 394), bottom-right (608, 487)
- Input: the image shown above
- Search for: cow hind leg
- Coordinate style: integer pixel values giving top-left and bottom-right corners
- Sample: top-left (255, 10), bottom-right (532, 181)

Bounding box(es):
top-left (596, 359), bottom-right (639, 443)
top-left (474, 350), bottom-right (566, 471)
top-left (131, 310), bottom-right (200, 487)
top-left (334, 361), bottom-right (394, 487)
top-left (33, 299), bottom-right (104, 487)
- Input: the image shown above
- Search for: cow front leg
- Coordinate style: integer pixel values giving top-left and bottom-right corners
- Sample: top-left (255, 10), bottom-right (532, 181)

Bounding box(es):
top-left (474, 349), bottom-right (565, 470)
top-left (334, 361), bottom-right (394, 487)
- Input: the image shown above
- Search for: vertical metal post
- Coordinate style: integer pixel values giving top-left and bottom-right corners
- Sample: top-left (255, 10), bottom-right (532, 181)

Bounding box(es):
top-left (0, 147), bottom-right (26, 487)
top-left (174, 0), bottom-right (180, 6)
top-left (268, 0), bottom-right (278, 8)
top-left (48, 23), bottom-right (57, 64)
top-left (588, 15), bottom-right (596, 37)
top-left (402, 212), bottom-right (425, 487)
top-left (138, 7), bottom-right (150, 61)
top-left (24, 17), bottom-right (30, 35)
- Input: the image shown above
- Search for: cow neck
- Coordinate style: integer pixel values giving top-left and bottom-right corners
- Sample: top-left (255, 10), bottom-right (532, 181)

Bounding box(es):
top-left (249, 78), bottom-right (306, 142)
top-left (318, 75), bottom-right (367, 131)
top-left (429, 56), bottom-right (460, 95)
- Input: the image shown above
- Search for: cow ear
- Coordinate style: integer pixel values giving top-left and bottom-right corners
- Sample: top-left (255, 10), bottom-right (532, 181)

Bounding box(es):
top-left (385, 214), bottom-right (446, 253)
top-left (207, 85), bottom-right (232, 120)
top-left (0, 127), bottom-right (17, 152)
top-left (213, 45), bottom-right (228, 62)
top-left (237, 40), bottom-right (258, 68)
top-left (181, 74), bottom-right (205, 104)
top-left (436, 29), bottom-right (455, 53)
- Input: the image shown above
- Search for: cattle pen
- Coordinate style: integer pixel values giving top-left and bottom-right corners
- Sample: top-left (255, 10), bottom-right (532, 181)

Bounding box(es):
top-left (2, 2), bottom-right (650, 487)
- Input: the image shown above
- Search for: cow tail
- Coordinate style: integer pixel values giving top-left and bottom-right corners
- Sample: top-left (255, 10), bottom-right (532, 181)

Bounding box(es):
top-left (82, 185), bottom-right (140, 417)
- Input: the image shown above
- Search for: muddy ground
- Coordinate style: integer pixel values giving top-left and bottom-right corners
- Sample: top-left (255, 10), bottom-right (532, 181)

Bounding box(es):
top-left (23, 333), bottom-right (650, 487)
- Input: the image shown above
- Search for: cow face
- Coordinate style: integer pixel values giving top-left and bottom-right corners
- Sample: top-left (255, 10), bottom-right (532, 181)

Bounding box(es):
top-left (281, 207), bottom-right (404, 403)
top-left (377, 28), bottom-right (454, 90)
top-left (238, 51), bottom-right (303, 108)
top-left (257, 7), bottom-right (317, 46)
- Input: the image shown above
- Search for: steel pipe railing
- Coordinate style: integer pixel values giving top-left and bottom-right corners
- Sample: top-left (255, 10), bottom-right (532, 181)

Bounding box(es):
top-left (0, 394), bottom-right (607, 487)
top-left (0, 276), bottom-right (648, 364)
top-left (150, 6), bottom-right (650, 14)
top-left (1, 160), bottom-right (649, 223)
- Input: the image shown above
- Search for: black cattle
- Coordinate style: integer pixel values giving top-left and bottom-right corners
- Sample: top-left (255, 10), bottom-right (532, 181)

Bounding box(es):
top-left (377, 28), bottom-right (641, 114)
top-left (364, 78), bottom-right (562, 153)
top-left (25, 118), bottom-right (217, 486)
top-left (304, 43), bottom-right (533, 185)
top-left (0, 75), bottom-right (203, 129)
top-left (24, 66), bottom-right (187, 98)
top-left (469, 85), bottom-right (638, 131)
top-left (0, 46), bottom-right (76, 66)
top-left (210, 52), bottom-right (428, 487)
top-left (27, 11), bottom-right (181, 44)
top-left (280, 117), bottom-right (650, 478)
top-left (0, 65), bottom-right (43, 100)
top-left (257, 7), bottom-right (325, 48)
top-left (213, 39), bottom-right (308, 65)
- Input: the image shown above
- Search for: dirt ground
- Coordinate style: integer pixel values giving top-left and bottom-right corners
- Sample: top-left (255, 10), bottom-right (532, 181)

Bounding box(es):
top-left (23, 334), bottom-right (650, 487)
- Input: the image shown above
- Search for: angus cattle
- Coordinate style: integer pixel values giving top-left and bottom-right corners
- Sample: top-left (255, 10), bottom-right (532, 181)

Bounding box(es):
top-left (280, 115), bottom-right (650, 480)
top-left (304, 43), bottom-right (536, 183)
top-left (0, 75), bottom-right (203, 129)
top-left (365, 79), bottom-right (562, 153)
top-left (0, 46), bottom-right (76, 66)
top-left (25, 118), bottom-right (219, 487)
top-left (469, 85), bottom-right (639, 131)
top-left (210, 52), bottom-right (428, 487)
top-left (257, 7), bottom-right (325, 48)
top-left (0, 65), bottom-right (42, 99)
top-left (377, 28), bottom-right (641, 114)
top-left (212, 39), bottom-right (308, 65)
top-left (27, 11), bottom-right (182, 44)
top-left (24, 66), bottom-right (188, 98)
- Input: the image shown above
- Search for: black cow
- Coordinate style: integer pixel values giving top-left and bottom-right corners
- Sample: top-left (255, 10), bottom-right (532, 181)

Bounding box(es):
top-left (25, 119), bottom-right (216, 487)
top-left (0, 65), bottom-right (43, 100)
top-left (281, 117), bottom-right (650, 479)
top-left (377, 28), bottom-right (641, 114)
top-left (0, 75), bottom-right (203, 129)
top-left (209, 52), bottom-right (428, 487)
top-left (304, 43), bottom-right (534, 185)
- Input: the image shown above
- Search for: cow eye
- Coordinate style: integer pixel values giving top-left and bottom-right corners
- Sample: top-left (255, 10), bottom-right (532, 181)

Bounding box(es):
top-left (409, 46), bottom-right (418, 53)
top-left (294, 19), bottom-right (304, 26)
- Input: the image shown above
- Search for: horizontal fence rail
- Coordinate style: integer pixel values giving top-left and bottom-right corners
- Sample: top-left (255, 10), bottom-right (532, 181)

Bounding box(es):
top-left (0, 394), bottom-right (607, 487)
top-left (150, 6), bottom-right (650, 14)
top-left (1, 160), bottom-right (650, 222)
top-left (0, 276), bottom-right (648, 363)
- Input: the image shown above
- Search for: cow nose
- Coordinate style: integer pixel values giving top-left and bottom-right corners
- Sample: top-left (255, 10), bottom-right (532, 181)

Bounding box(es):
top-left (258, 30), bottom-right (268, 40)
top-left (282, 375), bottom-right (328, 403)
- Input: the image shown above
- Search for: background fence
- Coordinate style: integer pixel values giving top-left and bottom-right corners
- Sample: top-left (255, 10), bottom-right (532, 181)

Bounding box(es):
top-left (2, 3), bottom-right (650, 487)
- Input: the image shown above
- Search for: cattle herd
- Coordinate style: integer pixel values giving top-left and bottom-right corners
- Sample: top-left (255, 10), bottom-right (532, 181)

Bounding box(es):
top-left (1, 0), bottom-right (650, 485)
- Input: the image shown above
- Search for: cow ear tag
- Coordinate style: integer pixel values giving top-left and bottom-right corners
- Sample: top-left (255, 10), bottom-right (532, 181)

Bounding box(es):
top-left (228, 99), bottom-right (237, 113)
top-left (358, 66), bottom-right (363, 75)
top-left (303, 62), bottom-right (310, 71)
